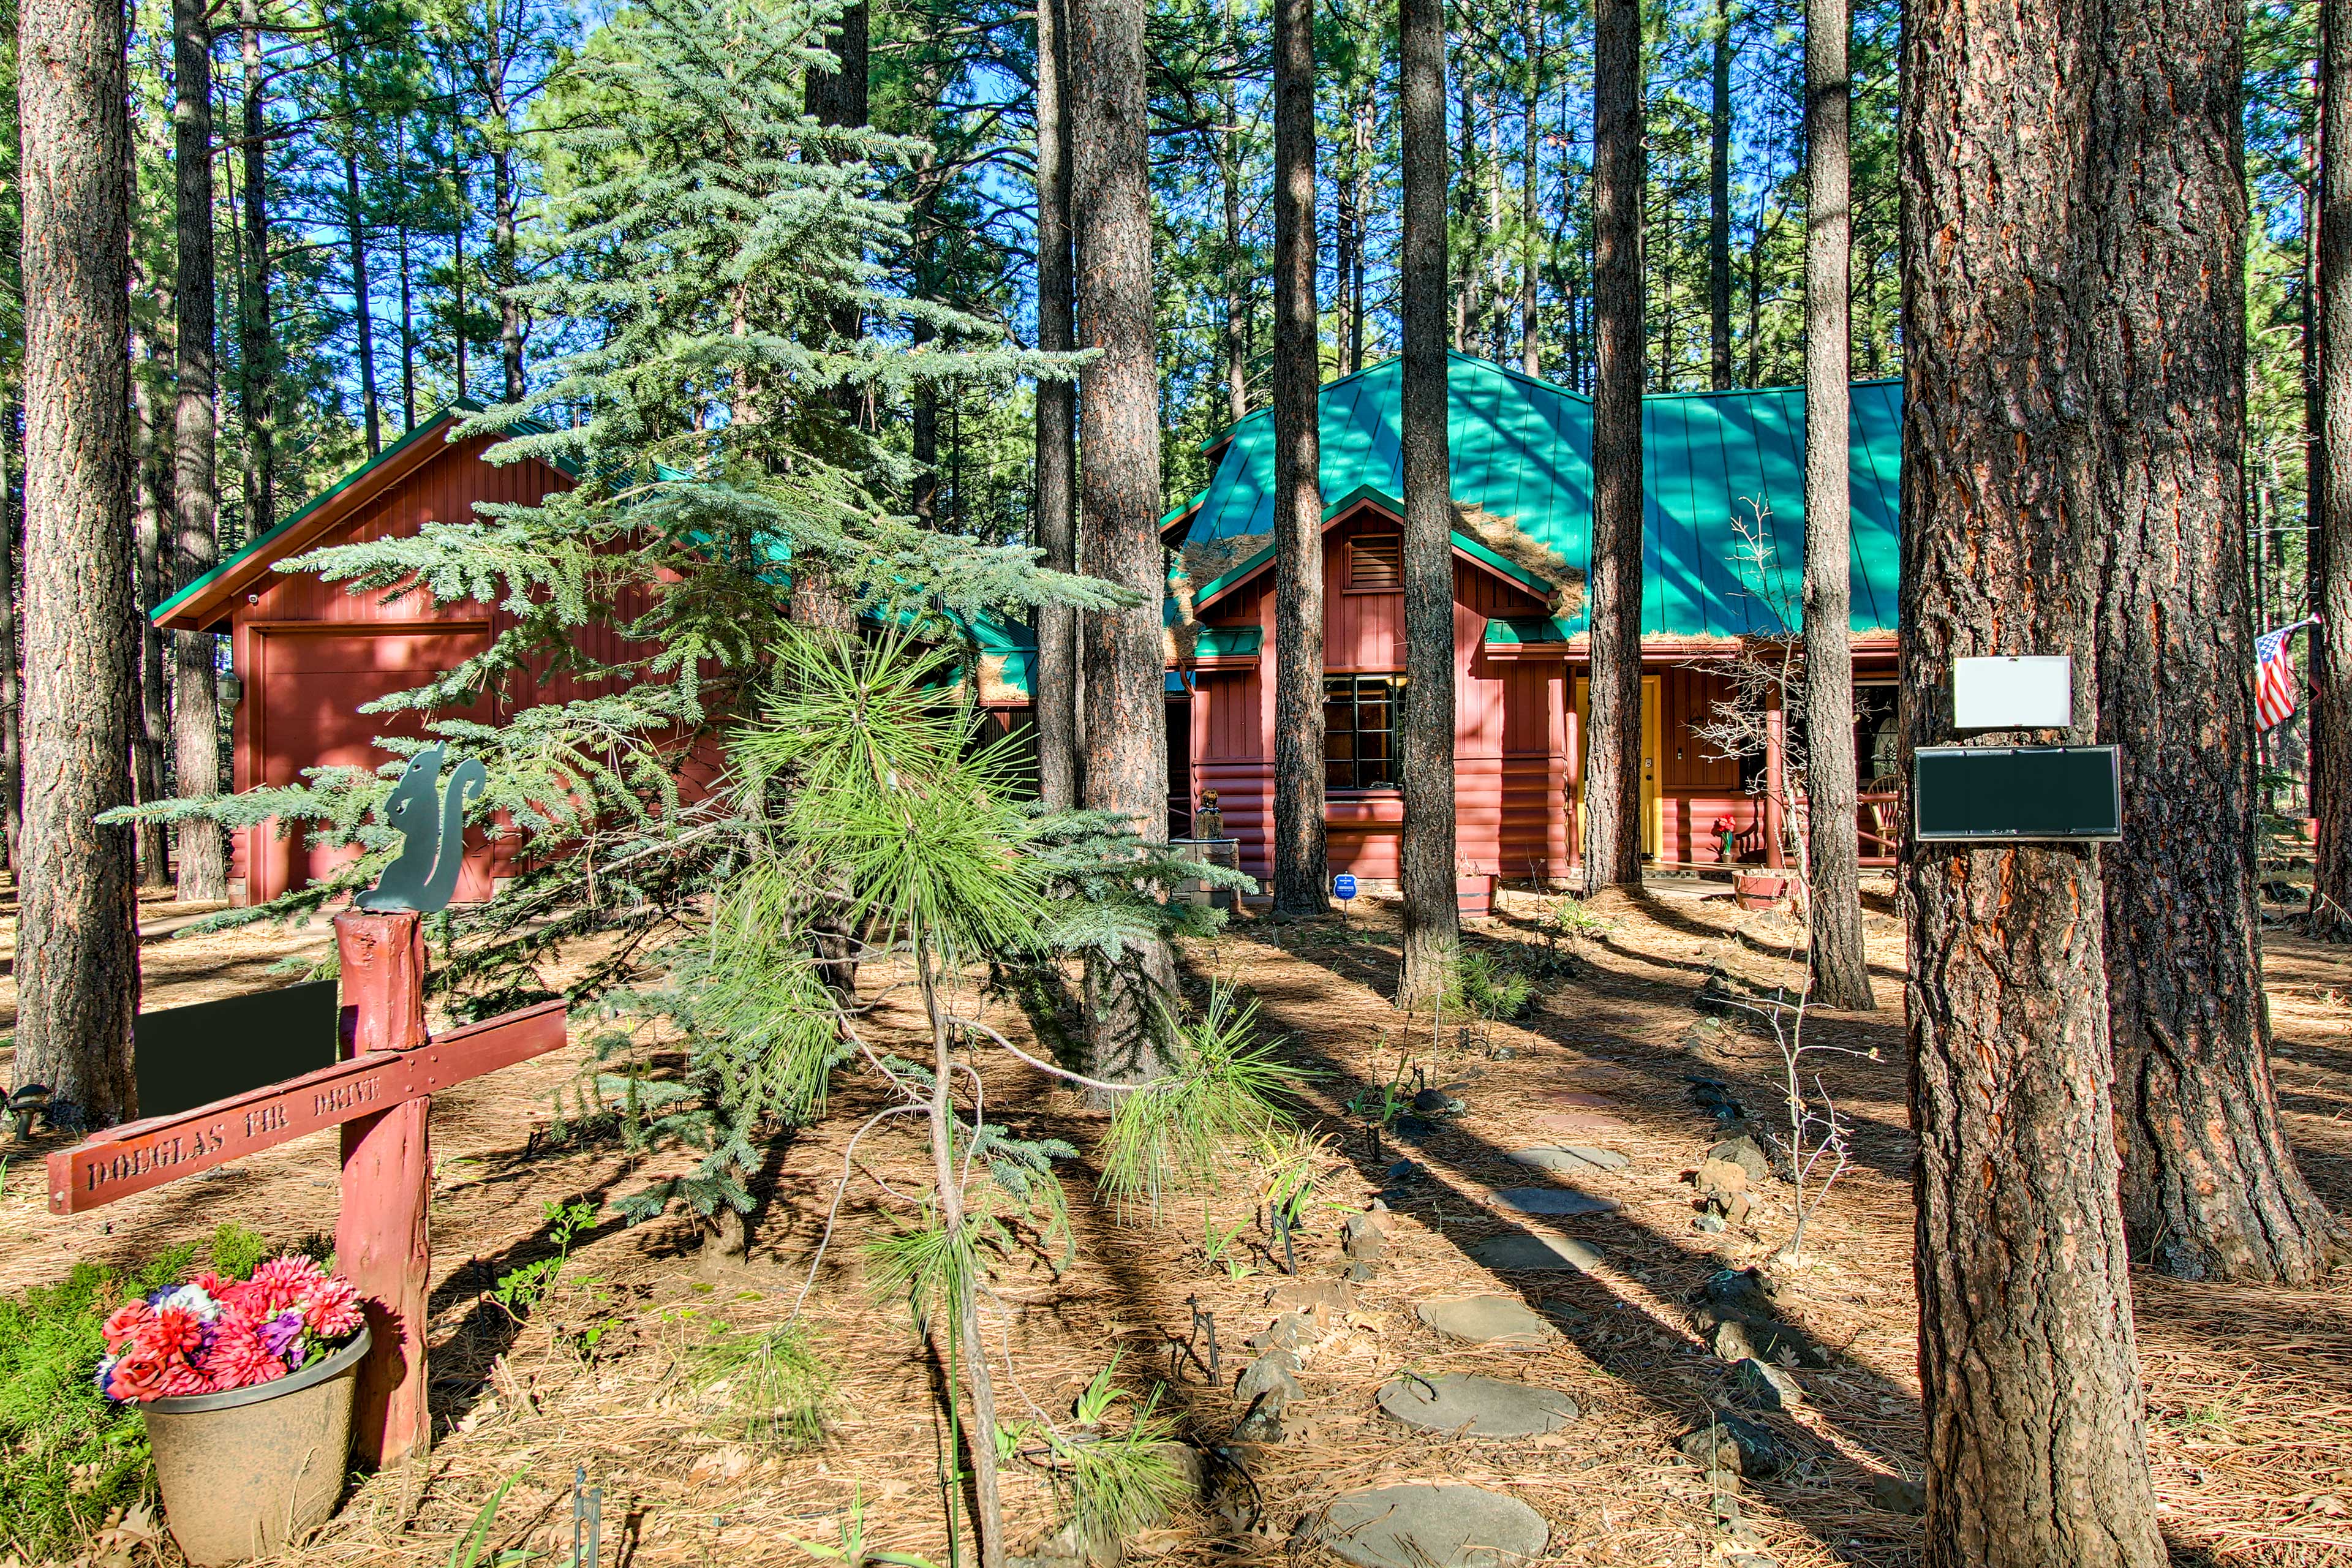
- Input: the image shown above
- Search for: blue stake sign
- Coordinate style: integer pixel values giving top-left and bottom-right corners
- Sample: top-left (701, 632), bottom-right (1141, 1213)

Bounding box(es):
top-left (1333, 874), bottom-right (1358, 901)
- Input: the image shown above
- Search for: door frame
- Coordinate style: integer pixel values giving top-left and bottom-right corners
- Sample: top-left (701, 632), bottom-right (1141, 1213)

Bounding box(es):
top-left (1572, 673), bottom-right (1662, 861)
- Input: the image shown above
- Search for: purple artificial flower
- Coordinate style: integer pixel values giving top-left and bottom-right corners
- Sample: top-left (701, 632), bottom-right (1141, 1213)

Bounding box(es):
top-left (259, 1310), bottom-right (304, 1362)
top-left (94, 1355), bottom-right (118, 1393)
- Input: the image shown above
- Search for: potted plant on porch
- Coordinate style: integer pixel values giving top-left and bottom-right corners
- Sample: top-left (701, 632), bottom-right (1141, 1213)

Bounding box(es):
top-left (97, 1254), bottom-right (370, 1565)
top-left (1456, 858), bottom-right (1498, 916)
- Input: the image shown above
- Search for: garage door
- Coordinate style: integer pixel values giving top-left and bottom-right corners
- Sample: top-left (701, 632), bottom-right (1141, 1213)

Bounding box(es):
top-left (246, 626), bottom-right (497, 904)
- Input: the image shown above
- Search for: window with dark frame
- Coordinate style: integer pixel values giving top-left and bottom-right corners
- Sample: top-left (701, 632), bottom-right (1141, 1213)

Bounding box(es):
top-left (1325, 673), bottom-right (1405, 790)
top-left (1349, 535), bottom-right (1404, 589)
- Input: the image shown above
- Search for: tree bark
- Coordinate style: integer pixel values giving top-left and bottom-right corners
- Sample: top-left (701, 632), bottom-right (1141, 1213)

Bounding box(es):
top-left (1351, 101), bottom-right (1371, 374)
top-left (2096, 0), bottom-right (2344, 1283)
top-left (129, 322), bottom-right (173, 891)
top-left (0, 404), bottom-right (21, 875)
top-left (1398, 0), bottom-right (1457, 1001)
top-left (175, 0), bottom-right (226, 899)
top-left (1270, 0), bottom-right (1327, 917)
top-left (1801, 0), bottom-right (1871, 1008)
top-left (1519, 2), bottom-right (1542, 379)
top-left (238, 0), bottom-right (274, 543)
top-left (1073, 0), bottom-right (1174, 1084)
top-left (1584, 0), bottom-right (1645, 895)
top-left (14, 0), bottom-right (143, 1124)
top-left (1900, 0), bottom-right (2168, 1550)
top-left (1709, 0), bottom-right (1734, 390)
top-left (2314, 0), bottom-right (2352, 938)
top-left (1034, 0), bottom-right (1081, 810)
top-left (492, 144), bottom-right (522, 401)
top-left (1219, 9), bottom-right (1248, 425)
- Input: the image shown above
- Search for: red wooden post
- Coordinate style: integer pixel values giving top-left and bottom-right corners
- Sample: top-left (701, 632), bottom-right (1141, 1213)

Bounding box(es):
top-left (334, 911), bottom-right (432, 1468)
top-left (1764, 703), bottom-right (1787, 870)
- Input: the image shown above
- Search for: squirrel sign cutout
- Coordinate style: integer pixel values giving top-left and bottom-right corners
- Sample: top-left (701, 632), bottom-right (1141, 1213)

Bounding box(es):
top-left (356, 744), bottom-right (489, 914)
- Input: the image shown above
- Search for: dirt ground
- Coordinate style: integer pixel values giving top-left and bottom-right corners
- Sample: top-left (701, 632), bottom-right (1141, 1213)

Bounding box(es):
top-left (2, 880), bottom-right (2349, 1568)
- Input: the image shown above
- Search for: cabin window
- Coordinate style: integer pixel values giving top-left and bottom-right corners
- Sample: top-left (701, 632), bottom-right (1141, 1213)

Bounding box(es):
top-left (1325, 673), bottom-right (1404, 790)
top-left (1349, 535), bottom-right (1404, 590)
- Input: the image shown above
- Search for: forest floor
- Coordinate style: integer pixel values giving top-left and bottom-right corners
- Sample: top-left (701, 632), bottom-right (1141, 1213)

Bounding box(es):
top-left (2, 881), bottom-right (2350, 1568)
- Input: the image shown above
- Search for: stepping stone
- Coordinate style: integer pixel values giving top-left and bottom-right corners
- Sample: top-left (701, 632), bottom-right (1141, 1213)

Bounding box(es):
top-left (1416, 1294), bottom-right (1553, 1346)
top-left (1378, 1373), bottom-right (1580, 1438)
top-left (1506, 1145), bottom-right (1630, 1176)
top-left (1534, 1090), bottom-right (1617, 1109)
top-left (1468, 1233), bottom-right (1605, 1273)
top-left (1490, 1186), bottom-right (1622, 1217)
top-left (1321, 1483), bottom-right (1550, 1568)
top-left (1529, 1110), bottom-right (1639, 1142)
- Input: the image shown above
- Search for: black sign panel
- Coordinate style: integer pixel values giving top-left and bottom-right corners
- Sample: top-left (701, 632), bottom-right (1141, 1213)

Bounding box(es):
top-left (1912, 745), bottom-right (2122, 842)
top-left (134, 979), bottom-right (340, 1120)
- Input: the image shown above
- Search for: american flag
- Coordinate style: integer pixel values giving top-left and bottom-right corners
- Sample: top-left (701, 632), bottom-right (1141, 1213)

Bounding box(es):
top-left (2256, 619), bottom-right (2316, 731)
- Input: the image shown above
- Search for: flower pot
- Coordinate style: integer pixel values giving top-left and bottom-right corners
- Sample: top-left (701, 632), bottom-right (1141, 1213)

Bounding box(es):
top-left (1732, 873), bottom-right (1789, 911)
top-left (140, 1325), bottom-right (369, 1566)
top-left (1455, 873), bottom-right (1496, 916)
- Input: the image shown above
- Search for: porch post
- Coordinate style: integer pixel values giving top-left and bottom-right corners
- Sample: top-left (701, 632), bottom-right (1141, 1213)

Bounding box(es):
top-left (334, 910), bottom-right (433, 1467)
top-left (1764, 702), bottom-right (1787, 870)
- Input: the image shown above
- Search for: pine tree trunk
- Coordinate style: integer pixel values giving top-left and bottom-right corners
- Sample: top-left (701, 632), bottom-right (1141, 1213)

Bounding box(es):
top-left (1801, 0), bottom-right (1872, 1009)
top-left (2097, 0), bottom-right (2344, 1283)
top-left (129, 326), bottom-right (173, 891)
top-left (1033, 0), bottom-right (1082, 810)
top-left (1900, 0), bottom-right (2166, 1550)
top-left (14, 0), bottom-right (143, 1124)
top-left (1351, 102), bottom-right (1370, 374)
top-left (1219, 21), bottom-right (1248, 426)
top-left (177, 0), bottom-right (227, 899)
top-left (0, 405), bottom-right (21, 875)
top-left (493, 145), bottom-right (522, 402)
top-left (1270, 0), bottom-right (1327, 917)
top-left (2314, 0), bottom-right (2352, 938)
top-left (1073, 0), bottom-right (1175, 1084)
top-left (1454, 78), bottom-right (1477, 350)
top-left (1519, 10), bottom-right (1542, 380)
top-left (345, 147), bottom-right (380, 456)
top-left (1398, 0), bottom-right (1457, 1002)
top-left (238, 0), bottom-right (274, 542)
top-left (1585, 0), bottom-right (1645, 895)
top-left (1709, 0), bottom-right (1733, 391)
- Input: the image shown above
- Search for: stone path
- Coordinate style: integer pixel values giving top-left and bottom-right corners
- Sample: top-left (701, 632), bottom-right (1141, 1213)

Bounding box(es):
top-left (1376, 1372), bottom-right (1579, 1437)
top-left (1416, 1294), bottom-right (1554, 1346)
top-left (1489, 1185), bottom-right (1621, 1216)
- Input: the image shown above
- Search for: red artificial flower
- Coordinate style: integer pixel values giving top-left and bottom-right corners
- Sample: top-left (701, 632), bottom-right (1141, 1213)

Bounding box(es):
top-left (146, 1306), bottom-right (206, 1359)
top-left (101, 1300), bottom-right (154, 1351)
top-left (105, 1349), bottom-right (172, 1403)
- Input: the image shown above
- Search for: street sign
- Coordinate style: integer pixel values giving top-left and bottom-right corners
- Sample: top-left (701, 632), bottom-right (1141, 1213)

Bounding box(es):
top-left (1913, 745), bottom-right (2122, 842)
top-left (1333, 873), bottom-right (1358, 900)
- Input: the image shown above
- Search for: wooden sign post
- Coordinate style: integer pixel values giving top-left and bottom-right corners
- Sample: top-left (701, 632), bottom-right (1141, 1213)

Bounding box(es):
top-left (47, 910), bottom-right (570, 1469)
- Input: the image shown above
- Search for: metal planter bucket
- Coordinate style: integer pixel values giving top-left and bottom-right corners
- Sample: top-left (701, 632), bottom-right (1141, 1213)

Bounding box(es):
top-left (139, 1325), bottom-right (369, 1566)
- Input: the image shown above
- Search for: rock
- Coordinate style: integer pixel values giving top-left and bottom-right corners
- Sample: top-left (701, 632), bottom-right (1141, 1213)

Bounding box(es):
top-left (1377, 1373), bottom-right (1579, 1438)
top-left (1678, 1414), bottom-right (1795, 1480)
top-left (1468, 1232), bottom-right (1605, 1273)
top-left (1489, 1045), bottom-right (1519, 1061)
top-left (1692, 1213), bottom-right (1726, 1234)
top-left (1386, 1159), bottom-right (1425, 1185)
top-left (1343, 1211), bottom-right (1390, 1262)
top-left (1268, 1276), bottom-right (1355, 1320)
top-left (1700, 1268), bottom-right (1778, 1319)
top-left (1346, 1260), bottom-right (1379, 1283)
top-left (1246, 1311), bottom-right (1316, 1353)
top-left (1725, 1357), bottom-right (1801, 1412)
top-left (1320, 1484), bottom-right (1550, 1568)
top-left (1231, 1407), bottom-right (1287, 1444)
top-left (1707, 1135), bottom-right (1773, 1185)
top-left (1708, 1313), bottom-right (1831, 1370)
top-left (1235, 1349), bottom-right (1303, 1408)
top-left (1683, 1073), bottom-right (1751, 1121)
top-left (1411, 1088), bottom-right (1455, 1115)
top-left (1507, 1145), bottom-right (1629, 1177)
top-left (1695, 1156), bottom-right (1750, 1198)
top-left (1416, 1294), bottom-right (1554, 1346)
top-left (1869, 1472), bottom-right (1927, 1515)
top-left (1491, 1186), bottom-right (1623, 1217)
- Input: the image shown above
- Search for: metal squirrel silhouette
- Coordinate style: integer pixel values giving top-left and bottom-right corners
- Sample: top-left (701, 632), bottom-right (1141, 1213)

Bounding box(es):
top-left (356, 745), bottom-right (488, 914)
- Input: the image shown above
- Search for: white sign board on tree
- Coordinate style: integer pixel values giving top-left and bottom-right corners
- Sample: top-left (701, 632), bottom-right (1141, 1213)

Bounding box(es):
top-left (1953, 655), bottom-right (2073, 730)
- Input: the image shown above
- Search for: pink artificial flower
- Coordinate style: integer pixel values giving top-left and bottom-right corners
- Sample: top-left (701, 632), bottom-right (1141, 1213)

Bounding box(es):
top-left (160, 1361), bottom-right (213, 1398)
top-left (299, 1277), bottom-right (364, 1339)
top-left (102, 1300), bottom-right (154, 1350)
top-left (241, 1255), bottom-right (325, 1316)
top-left (198, 1319), bottom-right (288, 1393)
top-left (105, 1349), bottom-right (171, 1402)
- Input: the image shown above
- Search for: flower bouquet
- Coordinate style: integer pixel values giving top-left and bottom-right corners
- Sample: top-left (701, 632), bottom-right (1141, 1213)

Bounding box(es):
top-left (97, 1254), bottom-right (365, 1402)
top-left (99, 1254), bottom-right (374, 1566)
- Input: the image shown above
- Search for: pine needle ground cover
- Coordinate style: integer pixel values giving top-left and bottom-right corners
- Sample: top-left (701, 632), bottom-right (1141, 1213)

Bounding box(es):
top-left (0, 891), bottom-right (2345, 1567)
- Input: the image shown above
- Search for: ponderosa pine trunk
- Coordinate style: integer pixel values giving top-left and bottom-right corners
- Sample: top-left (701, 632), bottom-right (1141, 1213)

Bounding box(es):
top-left (1269, 0), bottom-right (1327, 916)
top-left (1584, 0), bottom-right (1645, 895)
top-left (2094, 0), bottom-right (2343, 1284)
top-left (1709, 0), bottom-right (1733, 391)
top-left (1398, 0), bottom-right (1457, 1001)
top-left (1519, 2), bottom-right (1542, 379)
top-left (345, 145), bottom-right (380, 456)
top-left (1219, 7), bottom-right (1248, 426)
top-left (238, 0), bottom-right (275, 541)
top-left (1033, 0), bottom-right (1081, 810)
top-left (2313, 0), bottom-right (2352, 938)
top-left (1899, 0), bottom-right (2166, 1551)
top-left (14, 0), bottom-right (143, 1124)
top-left (128, 321), bottom-right (172, 891)
top-left (1073, 0), bottom-right (1175, 1083)
top-left (175, 0), bottom-right (226, 899)
top-left (0, 407), bottom-right (20, 875)
top-left (1801, 0), bottom-right (1872, 1009)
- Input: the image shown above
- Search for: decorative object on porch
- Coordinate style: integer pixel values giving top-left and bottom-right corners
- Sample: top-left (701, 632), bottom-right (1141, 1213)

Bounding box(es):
top-left (1455, 871), bottom-right (1496, 916)
top-left (1194, 789), bottom-right (1224, 841)
top-left (353, 744), bottom-right (489, 913)
top-left (1732, 872), bottom-right (1790, 911)
top-left (96, 1255), bottom-right (371, 1565)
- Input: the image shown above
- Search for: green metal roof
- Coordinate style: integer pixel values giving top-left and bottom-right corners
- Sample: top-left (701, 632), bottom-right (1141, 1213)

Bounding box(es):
top-left (1183, 353), bottom-right (1903, 639)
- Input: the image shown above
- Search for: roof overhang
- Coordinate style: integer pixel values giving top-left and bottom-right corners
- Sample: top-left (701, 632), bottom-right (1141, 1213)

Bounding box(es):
top-left (1188, 486), bottom-right (1558, 614)
top-left (155, 404), bottom-right (488, 632)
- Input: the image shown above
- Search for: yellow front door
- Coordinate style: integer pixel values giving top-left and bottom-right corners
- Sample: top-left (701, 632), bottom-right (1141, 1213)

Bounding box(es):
top-left (1574, 674), bottom-right (1663, 862)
